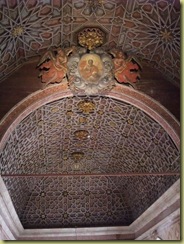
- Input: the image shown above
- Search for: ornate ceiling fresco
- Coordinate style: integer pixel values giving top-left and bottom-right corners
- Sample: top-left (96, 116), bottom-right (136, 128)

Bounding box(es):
top-left (0, 96), bottom-right (180, 229)
top-left (0, 0), bottom-right (180, 85)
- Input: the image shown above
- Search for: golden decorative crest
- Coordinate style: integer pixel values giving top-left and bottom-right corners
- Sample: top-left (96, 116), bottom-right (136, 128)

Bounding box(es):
top-left (77, 100), bottom-right (95, 114)
top-left (74, 130), bottom-right (89, 140)
top-left (78, 27), bottom-right (105, 50)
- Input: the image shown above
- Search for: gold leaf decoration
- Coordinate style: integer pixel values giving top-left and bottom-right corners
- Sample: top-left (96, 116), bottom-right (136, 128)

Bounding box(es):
top-left (77, 100), bottom-right (95, 114)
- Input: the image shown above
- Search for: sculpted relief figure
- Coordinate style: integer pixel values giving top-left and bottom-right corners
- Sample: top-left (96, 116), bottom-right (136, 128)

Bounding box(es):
top-left (37, 47), bottom-right (74, 88)
top-left (110, 49), bottom-right (141, 88)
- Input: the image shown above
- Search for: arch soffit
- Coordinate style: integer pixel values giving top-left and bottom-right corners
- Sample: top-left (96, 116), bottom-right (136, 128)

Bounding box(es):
top-left (0, 82), bottom-right (180, 150)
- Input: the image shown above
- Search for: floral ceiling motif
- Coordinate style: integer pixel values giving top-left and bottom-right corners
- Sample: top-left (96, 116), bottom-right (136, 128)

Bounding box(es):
top-left (0, 0), bottom-right (180, 85)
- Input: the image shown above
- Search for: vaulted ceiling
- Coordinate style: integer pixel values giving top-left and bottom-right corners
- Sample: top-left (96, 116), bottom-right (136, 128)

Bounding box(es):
top-left (0, 94), bottom-right (180, 229)
top-left (0, 0), bottom-right (181, 237)
top-left (0, 0), bottom-right (180, 85)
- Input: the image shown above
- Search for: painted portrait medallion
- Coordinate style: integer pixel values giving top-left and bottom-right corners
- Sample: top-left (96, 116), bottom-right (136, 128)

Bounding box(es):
top-left (78, 54), bottom-right (104, 83)
top-left (67, 48), bottom-right (116, 94)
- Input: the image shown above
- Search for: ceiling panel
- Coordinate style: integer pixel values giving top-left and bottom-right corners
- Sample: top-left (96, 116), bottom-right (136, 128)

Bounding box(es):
top-left (0, 0), bottom-right (180, 85)
top-left (2, 175), bottom-right (179, 229)
top-left (0, 0), bottom-right (180, 233)
top-left (0, 96), bottom-right (180, 175)
top-left (0, 96), bottom-right (180, 229)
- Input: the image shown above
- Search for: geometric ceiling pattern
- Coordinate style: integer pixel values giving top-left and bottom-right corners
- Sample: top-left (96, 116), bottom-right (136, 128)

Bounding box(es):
top-left (2, 175), bottom-right (179, 229)
top-left (0, 96), bottom-right (180, 175)
top-left (0, 0), bottom-right (180, 85)
top-left (0, 96), bottom-right (180, 229)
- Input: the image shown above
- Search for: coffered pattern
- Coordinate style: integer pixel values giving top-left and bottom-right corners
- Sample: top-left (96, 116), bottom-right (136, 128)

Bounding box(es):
top-left (0, 0), bottom-right (180, 235)
top-left (0, 96), bottom-right (180, 229)
top-left (0, 96), bottom-right (180, 175)
top-left (0, 0), bottom-right (180, 85)
top-left (2, 175), bottom-right (179, 229)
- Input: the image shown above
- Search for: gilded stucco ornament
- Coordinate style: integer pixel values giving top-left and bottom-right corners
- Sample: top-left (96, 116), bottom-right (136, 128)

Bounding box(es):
top-left (12, 25), bottom-right (24, 37)
top-left (74, 130), bottom-right (89, 140)
top-left (71, 152), bottom-right (84, 161)
top-left (78, 27), bottom-right (105, 50)
top-left (77, 100), bottom-right (95, 114)
top-left (71, 151), bottom-right (85, 171)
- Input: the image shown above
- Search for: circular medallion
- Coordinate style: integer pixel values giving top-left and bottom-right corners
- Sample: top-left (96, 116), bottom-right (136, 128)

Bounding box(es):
top-left (78, 54), bottom-right (104, 83)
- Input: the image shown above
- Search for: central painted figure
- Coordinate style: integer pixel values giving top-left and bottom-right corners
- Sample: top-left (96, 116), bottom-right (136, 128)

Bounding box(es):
top-left (78, 54), bottom-right (104, 83)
